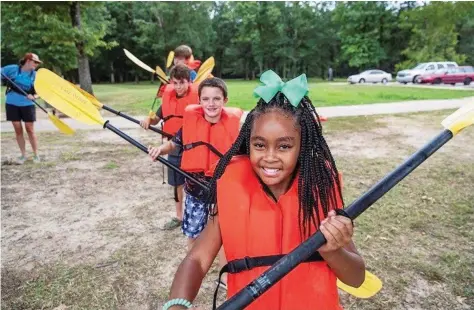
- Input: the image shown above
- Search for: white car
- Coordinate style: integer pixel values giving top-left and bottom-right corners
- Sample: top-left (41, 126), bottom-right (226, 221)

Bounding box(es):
top-left (347, 70), bottom-right (392, 84)
top-left (396, 62), bottom-right (458, 84)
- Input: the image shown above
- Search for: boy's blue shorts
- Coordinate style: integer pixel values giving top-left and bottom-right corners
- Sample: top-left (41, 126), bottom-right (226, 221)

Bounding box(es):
top-left (182, 194), bottom-right (209, 238)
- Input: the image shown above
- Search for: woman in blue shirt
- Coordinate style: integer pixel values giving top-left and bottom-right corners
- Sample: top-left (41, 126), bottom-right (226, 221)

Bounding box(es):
top-left (1, 53), bottom-right (42, 164)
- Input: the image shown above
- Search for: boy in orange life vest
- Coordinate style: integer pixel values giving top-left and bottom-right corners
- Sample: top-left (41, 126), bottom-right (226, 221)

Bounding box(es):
top-left (148, 78), bottom-right (243, 250)
top-left (140, 64), bottom-right (199, 230)
top-left (155, 45), bottom-right (199, 99)
top-left (173, 45), bottom-right (199, 81)
top-left (162, 71), bottom-right (365, 310)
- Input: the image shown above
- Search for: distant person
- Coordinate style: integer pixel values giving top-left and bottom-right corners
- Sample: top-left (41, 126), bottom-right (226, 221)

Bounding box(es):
top-left (328, 67), bottom-right (334, 81)
top-left (1, 53), bottom-right (42, 164)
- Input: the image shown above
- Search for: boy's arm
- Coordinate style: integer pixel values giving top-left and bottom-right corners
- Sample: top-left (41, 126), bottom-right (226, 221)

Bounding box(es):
top-left (169, 217), bottom-right (223, 305)
top-left (140, 106), bottom-right (162, 129)
top-left (148, 140), bottom-right (177, 161)
top-left (159, 140), bottom-right (178, 155)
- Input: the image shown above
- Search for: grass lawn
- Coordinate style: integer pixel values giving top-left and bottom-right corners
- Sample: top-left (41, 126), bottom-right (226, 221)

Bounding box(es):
top-left (2, 80), bottom-right (473, 116)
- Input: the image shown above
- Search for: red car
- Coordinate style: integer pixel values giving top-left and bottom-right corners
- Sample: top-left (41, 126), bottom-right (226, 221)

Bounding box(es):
top-left (442, 66), bottom-right (474, 85)
top-left (418, 66), bottom-right (473, 85)
top-left (418, 70), bottom-right (449, 84)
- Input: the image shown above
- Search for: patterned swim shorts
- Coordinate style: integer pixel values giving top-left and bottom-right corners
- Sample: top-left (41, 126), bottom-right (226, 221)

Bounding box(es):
top-left (182, 194), bottom-right (209, 238)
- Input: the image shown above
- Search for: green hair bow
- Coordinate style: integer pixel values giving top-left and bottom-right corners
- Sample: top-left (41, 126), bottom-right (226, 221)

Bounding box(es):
top-left (253, 70), bottom-right (309, 107)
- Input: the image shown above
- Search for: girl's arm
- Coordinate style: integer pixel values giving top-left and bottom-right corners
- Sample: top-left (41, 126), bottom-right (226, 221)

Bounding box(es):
top-left (168, 216), bottom-right (223, 305)
top-left (318, 210), bottom-right (365, 288)
top-left (320, 240), bottom-right (365, 288)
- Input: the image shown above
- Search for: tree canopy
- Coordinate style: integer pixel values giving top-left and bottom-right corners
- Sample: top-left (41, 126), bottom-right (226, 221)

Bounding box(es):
top-left (2, 1), bottom-right (472, 83)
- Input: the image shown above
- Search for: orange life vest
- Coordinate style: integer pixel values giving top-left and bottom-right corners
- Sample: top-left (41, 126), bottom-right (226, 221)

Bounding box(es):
top-left (217, 156), bottom-right (344, 310)
top-left (161, 84), bottom-right (199, 136)
top-left (181, 105), bottom-right (243, 176)
top-left (185, 57), bottom-right (201, 70)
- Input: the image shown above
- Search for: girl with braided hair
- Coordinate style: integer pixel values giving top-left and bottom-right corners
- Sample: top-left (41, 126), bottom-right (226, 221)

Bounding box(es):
top-left (162, 70), bottom-right (365, 310)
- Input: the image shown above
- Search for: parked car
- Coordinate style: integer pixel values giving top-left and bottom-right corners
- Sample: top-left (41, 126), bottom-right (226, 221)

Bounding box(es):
top-left (417, 68), bottom-right (456, 84)
top-left (442, 66), bottom-right (474, 85)
top-left (417, 66), bottom-right (474, 85)
top-left (396, 62), bottom-right (458, 84)
top-left (347, 70), bottom-right (392, 84)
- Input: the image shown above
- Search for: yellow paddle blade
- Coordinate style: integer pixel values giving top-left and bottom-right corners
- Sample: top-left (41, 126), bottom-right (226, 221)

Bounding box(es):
top-left (194, 66), bottom-right (214, 85)
top-left (148, 110), bottom-right (157, 119)
top-left (166, 51), bottom-right (174, 68)
top-left (123, 48), bottom-right (156, 74)
top-left (69, 82), bottom-right (103, 109)
top-left (337, 270), bottom-right (382, 299)
top-left (441, 102), bottom-right (474, 135)
top-left (155, 66), bottom-right (169, 84)
top-left (194, 56), bottom-right (215, 85)
top-left (47, 112), bottom-right (75, 135)
top-left (197, 56), bottom-right (215, 75)
top-left (34, 69), bottom-right (104, 125)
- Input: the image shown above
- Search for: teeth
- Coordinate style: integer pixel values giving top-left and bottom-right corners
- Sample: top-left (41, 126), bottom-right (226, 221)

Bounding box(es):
top-left (263, 168), bottom-right (279, 175)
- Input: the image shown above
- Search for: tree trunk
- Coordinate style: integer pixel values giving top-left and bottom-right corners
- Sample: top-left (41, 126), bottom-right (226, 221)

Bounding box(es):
top-left (119, 73), bottom-right (124, 83)
top-left (245, 60), bottom-right (249, 80)
top-left (110, 62), bottom-right (115, 83)
top-left (70, 2), bottom-right (94, 95)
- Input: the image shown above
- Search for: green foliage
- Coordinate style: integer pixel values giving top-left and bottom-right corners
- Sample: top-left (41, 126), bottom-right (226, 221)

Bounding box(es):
top-left (1, 2), bottom-right (115, 75)
top-left (455, 2), bottom-right (474, 65)
top-left (1, 1), bottom-right (471, 80)
top-left (1, 2), bottom-right (77, 72)
top-left (332, 2), bottom-right (398, 69)
top-left (397, 2), bottom-right (467, 71)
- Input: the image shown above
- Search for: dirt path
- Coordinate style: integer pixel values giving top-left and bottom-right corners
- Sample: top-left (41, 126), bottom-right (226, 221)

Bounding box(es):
top-left (2, 110), bottom-right (473, 309)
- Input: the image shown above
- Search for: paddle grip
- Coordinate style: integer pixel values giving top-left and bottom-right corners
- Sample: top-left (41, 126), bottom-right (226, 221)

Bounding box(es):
top-left (103, 121), bottom-right (209, 190)
top-left (101, 105), bottom-right (173, 139)
top-left (217, 129), bottom-right (453, 310)
top-left (1, 73), bottom-right (48, 114)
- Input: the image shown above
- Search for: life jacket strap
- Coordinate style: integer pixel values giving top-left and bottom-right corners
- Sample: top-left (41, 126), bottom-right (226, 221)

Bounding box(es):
top-left (3, 66), bottom-right (35, 96)
top-left (212, 252), bottom-right (324, 309)
top-left (162, 114), bottom-right (183, 122)
top-left (183, 141), bottom-right (223, 158)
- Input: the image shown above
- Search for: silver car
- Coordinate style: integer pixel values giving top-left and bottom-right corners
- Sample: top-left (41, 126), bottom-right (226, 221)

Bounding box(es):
top-left (396, 62), bottom-right (458, 84)
top-left (347, 70), bottom-right (392, 84)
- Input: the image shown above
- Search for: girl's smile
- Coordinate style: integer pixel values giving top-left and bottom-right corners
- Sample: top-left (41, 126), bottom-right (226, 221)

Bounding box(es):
top-left (250, 110), bottom-right (301, 200)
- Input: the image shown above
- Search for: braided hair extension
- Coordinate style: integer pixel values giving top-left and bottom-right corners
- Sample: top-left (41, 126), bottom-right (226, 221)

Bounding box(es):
top-left (206, 92), bottom-right (344, 237)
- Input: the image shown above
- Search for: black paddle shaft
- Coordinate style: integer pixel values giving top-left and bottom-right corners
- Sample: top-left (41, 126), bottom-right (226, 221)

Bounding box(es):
top-left (104, 121), bottom-right (209, 190)
top-left (101, 105), bottom-right (173, 139)
top-left (1, 73), bottom-right (48, 114)
top-left (218, 129), bottom-right (453, 310)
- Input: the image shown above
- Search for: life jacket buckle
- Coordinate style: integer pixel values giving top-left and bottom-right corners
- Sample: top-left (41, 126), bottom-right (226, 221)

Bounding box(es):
top-left (228, 256), bottom-right (252, 274)
top-left (183, 143), bottom-right (194, 151)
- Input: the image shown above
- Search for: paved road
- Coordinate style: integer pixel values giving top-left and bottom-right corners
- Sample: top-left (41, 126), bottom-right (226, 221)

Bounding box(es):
top-left (2, 96), bottom-right (472, 133)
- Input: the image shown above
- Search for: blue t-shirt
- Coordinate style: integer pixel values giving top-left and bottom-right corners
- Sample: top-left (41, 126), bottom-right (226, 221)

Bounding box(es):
top-left (1, 64), bottom-right (36, 107)
top-left (190, 70), bottom-right (197, 82)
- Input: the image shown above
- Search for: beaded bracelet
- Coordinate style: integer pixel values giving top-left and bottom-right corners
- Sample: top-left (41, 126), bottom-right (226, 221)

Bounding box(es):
top-left (162, 298), bottom-right (193, 310)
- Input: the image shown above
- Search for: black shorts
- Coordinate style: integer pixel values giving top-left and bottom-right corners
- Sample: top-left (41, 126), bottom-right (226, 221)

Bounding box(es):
top-left (5, 104), bottom-right (36, 122)
top-left (167, 154), bottom-right (185, 186)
